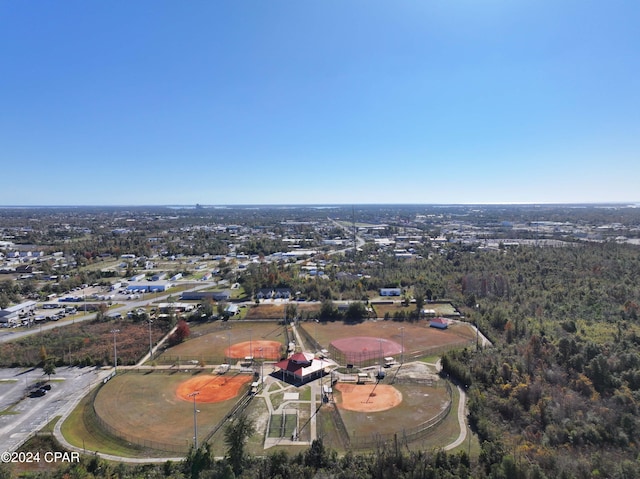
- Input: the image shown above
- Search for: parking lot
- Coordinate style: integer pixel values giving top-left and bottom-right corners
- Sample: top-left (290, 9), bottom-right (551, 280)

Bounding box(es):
top-left (0, 366), bottom-right (111, 453)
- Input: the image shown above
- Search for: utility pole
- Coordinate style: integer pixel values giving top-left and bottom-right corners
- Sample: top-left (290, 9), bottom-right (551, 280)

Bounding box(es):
top-left (188, 391), bottom-right (200, 449)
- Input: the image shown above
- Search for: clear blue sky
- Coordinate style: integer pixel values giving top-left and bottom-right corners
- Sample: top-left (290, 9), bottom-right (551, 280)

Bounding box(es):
top-left (2, 1), bottom-right (639, 205)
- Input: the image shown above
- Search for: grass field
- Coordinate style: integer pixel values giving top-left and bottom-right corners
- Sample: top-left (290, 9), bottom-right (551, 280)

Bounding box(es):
top-left (245, 303), bottom-right (320, 320)
top-left (61, 389), bottom-right (157, 457)
top-left (92, 370), bottom-right (252, 451)
top-left (152, 320), bottom-right (288, 364)
top-left (300, 319), bottom-right (476, 361)
top-left (335, 380), bottom-right (450, 445)
top-left (268, 413), bottom-right (298, 438)
top-left (201, 391), bottom-right (313, 458)
top-left (245, 302), bottom-right (457, 320)
top-left (315, 361), bottom-right (455, 452)
top-left (372, 301), bottom-right (458, 318)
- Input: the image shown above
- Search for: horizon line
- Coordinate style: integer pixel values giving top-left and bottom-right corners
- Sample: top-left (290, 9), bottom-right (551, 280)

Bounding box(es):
top-left (0, 201), bottom-right (639, 209)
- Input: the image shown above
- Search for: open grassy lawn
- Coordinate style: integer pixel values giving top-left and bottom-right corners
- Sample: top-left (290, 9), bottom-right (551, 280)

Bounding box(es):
top-left (317, 375), bottom-right (456, 453)
top-left (404, 383), bottom-right (480, 455)
top-left (317, 407), bottom-right (347, 451)
top-left (53, 316), bottom-right (472, 459)
top-left (372, 301), bottom-right (459, 318)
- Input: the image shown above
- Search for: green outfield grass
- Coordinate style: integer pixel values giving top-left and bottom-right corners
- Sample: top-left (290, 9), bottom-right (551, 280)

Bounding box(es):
top-left (91, 370), bottom-right (251, 453)
top-left (61, 390), bottom-right (153, 457)
top-left (301, 319), bottom-right (475, 361)
top-left (152, 320), bottom-right (287, 364)
top-left (336, 380), bottom-right (451, 447)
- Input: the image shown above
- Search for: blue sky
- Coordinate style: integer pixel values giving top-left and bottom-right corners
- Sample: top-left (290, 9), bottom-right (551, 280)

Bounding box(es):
top-left (2, 1), bottom-right (639, 205)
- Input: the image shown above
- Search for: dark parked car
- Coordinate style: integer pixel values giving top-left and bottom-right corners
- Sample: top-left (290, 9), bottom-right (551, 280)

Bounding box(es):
top-left (29, 388), bottom-right (46, 398)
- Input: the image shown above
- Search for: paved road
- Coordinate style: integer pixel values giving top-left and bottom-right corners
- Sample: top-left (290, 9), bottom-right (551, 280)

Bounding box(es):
top-left (327, 217), bottom-right (366, 254)
top-left (0, 281), bottom-right (215, 345)
top-left (429, 357), bottom-right (470, 453)
top-left (443, 385), bottom-right (468, 451)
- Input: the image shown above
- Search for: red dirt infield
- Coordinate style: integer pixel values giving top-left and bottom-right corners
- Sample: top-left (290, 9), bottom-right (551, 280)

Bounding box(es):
top-left (176, 374), bottom-right (253, 403)
top-left (335, 383), bottom-right (403, 412)
top-left (225, 340), bottom-right (282, 360)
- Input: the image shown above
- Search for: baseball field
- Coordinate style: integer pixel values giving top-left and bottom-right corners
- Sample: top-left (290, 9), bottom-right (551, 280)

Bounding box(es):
top-left (300, 319), bottom-right (476, 362)
top-left (151, 321), bottom-right (288, 365)
top-left (72, 318), bottom-right (470, 455)
top-left (93, 370), bottom-right (253, 451)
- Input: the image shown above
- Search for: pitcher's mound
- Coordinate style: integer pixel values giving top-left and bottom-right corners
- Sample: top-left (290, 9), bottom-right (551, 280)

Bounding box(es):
top-left (176, 375), bottom-right (252, 403)
top-left (335, 383), bottom-right (402, 412)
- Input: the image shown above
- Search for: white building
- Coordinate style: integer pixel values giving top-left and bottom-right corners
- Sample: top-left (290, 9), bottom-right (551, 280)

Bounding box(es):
top-left (0, 301), bottom-right (37, 327)
top-left (380, 288), bottom-right (402, 296)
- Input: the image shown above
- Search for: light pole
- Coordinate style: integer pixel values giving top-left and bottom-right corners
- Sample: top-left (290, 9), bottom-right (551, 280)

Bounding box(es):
top-left (249, 329), bottom-right (253, 359)
top-left (259, 347), bottom-right (263, 384)
top-left (400, 327), bottom-right (405, 365)
top-left (148, 319), bottom-right (153, 359)
top-left (227, 332), bottom-right (231, 364)
top-left (111, 329), bottom-right (120, 373)
top-left (188, 391), bottom-right (200, 449)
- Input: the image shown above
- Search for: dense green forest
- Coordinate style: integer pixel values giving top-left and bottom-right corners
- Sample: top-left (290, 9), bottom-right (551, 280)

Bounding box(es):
top-left (240, 241), bottom-right (640, 478)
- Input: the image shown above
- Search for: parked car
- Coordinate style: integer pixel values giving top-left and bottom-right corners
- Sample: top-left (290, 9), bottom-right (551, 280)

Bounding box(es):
top-left (29, 388), bottom-right (46, 398)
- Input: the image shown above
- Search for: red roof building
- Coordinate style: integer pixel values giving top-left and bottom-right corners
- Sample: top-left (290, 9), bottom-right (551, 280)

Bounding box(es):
top-left (429, 317), bottom-right (449, 329)
top-left (274, 352), bottom-right (327, 385)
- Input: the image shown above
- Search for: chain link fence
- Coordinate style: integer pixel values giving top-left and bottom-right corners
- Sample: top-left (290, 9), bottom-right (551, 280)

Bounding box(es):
top-left (88, 370), bottom-right (255, 454)
top-left (323, 380), bottom-right (453, 451)
top-left (87, 382), bottom-right (190, 454)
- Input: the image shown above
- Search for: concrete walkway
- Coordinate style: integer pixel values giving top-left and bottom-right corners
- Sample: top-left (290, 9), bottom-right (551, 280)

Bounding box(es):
top-left (443, 385), bottom-right (468, 451)
top-left (259, 373), bottom-right (321, 449)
